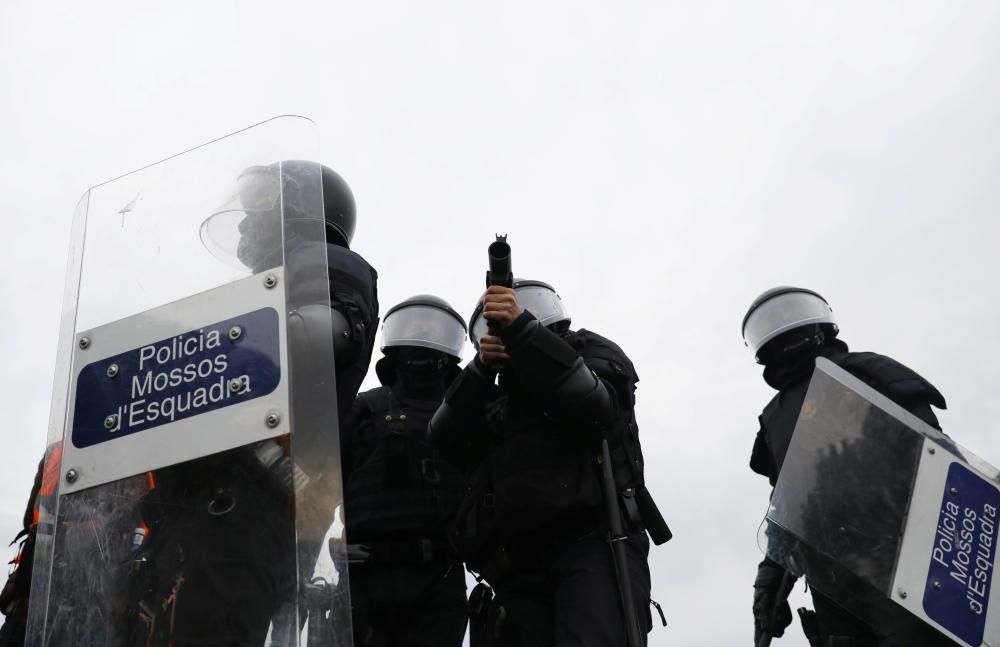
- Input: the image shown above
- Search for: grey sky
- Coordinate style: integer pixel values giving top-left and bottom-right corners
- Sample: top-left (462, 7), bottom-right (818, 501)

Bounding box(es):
top-left (3, 2), bottom-right (1000, 645)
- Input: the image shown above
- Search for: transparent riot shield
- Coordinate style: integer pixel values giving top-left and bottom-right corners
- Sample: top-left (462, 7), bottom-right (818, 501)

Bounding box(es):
top-left (26, 116), bottom-right (353, 647)
top-left (763, 357), bottom-right (1000, 646)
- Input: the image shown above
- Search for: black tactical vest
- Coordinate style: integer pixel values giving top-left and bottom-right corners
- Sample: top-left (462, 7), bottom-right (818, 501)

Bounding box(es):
top-left (344, 386), bottom-right (464, 542)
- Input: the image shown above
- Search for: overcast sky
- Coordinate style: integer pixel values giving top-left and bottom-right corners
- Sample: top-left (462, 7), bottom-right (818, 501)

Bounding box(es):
top-left (3, 2), bottom-right (1000, 645)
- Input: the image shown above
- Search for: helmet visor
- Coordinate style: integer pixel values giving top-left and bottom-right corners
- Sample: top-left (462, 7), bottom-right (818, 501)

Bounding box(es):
top-left (743, 291), bottom-right (835, 356)
top-left (471, 284), bottom-right (570, 346)
top-left (381, 305), bottom-right (467, 360)
top-left (200, 166), bottom-right (283, 271)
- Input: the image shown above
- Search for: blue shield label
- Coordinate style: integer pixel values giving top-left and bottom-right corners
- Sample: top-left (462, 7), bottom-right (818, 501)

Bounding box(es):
top-left (923, 461), bottom-right (1000, 646)
top-left (72, 308), bottom-right (281, 448)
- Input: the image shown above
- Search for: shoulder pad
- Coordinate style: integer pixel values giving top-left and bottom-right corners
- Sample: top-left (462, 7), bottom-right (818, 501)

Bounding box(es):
top-left (355, 386), bottom-right (389, 414)
top-left (832, 351), bottom-right (946, 410)
top-left (327, 247), bottom-right (378, 304)
top-left (570, 329), bottom-right (638, 408)
top-left (572, 329), bottom-right (639, 384)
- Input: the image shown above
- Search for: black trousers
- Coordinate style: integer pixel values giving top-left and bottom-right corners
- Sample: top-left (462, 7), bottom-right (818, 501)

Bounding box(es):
top-left (0, 618), bottom-right (24, 647)
top-left (349, 559), bottom-right (467, 647)
top-left (810, 590), bottom-right (880, 646)
top-left (810, 590), bottom-right (957, 647)
top-left (129, 460), bottom-right (294, 647)
top-left (486, 528), bottom-right (651, 647)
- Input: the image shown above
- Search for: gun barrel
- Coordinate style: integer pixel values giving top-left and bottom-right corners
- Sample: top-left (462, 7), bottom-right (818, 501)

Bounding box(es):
top-left (486, 236), bottom-right (513, 288)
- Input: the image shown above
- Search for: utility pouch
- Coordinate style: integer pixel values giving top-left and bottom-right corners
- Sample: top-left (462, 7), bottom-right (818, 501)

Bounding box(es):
top-left (450, 467), bottom-right (498, 574)
top-left (620, 488), bottom-right (642, 527)
top-left (468, 582), bottom-right (505, 647)
top-left (636, 487), bottom-right (672, 545)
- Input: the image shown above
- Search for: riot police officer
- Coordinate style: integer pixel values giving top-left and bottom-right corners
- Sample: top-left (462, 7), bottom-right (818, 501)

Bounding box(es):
top-left (743, 286), bottom-right (954, 646)
top-left (0, 451), bottom-right (54, 647)
top-left (125, 162), bottom-right (379, 646)
top-left (341, 295), bottom-right (469, 646)
top-left (429, 280), bottom-right (662, 647)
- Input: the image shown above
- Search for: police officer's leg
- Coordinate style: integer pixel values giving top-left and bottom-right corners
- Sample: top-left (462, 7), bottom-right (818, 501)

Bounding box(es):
top-left (155, 476), bottom-right (292, 646)
top-left (490, 570), bottom-right (552, 647)
top-left (552, 530), bottom-right (651, 647)
top-left (810, 589), bottom-right (879, 647)
top-left (397, 562), bottom-right (468, 647)
top-left (348, 568), bottom-right (390, 647)
top-left (0, 618), bottom-right (25, 647)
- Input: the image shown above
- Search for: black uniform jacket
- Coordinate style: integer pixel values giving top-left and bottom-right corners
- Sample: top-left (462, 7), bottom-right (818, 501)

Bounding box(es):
top-left (436, 313), bottom-right (642, 546)
top-left (750, 340), bottom-right (947, 486)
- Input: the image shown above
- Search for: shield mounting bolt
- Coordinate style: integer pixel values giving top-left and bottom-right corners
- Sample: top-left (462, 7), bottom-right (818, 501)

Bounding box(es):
top-left (898, 589), bottom-right (908, 599)
top-left (79, 337), bottom-right (90, 350)
top-left (65, 468), bottom-right (79, 484)
top-left (950, 487), bottom-right (959, 496)
top-left (229, 378), bottom-right (246, 394)
top-left (228, 326), bottom-right (243, 341)
top-left (266, 411), bottom-right (281, 428)
top-left (928, 447), bottom-right (936, 455)
top-left (104, 414), bottom-right (119, 429)
top-left (107, 364), bottom-right (119, 378)
top-left (933, 580), bottom-right (942, 590)
top-left (264, 275), bottom-right (278, 289)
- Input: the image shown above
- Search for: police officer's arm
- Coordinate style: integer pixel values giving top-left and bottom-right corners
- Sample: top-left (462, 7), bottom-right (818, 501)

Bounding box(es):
top-left (427, 356), bottom-right (496, 470)
top-left (836, 352), bottom-right (948, 430)
top-left (497, 311), bottom-right (616, 427)
top-left (340, 394), bottom-right (374, 485)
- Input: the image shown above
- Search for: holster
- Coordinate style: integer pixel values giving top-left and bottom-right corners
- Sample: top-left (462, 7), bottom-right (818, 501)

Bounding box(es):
top-left (468, 582), bottom-right (506, 647)
top-left (634, 487), bottom-right (672, 545)
top-left (449, 467), bottom-right (499, 575)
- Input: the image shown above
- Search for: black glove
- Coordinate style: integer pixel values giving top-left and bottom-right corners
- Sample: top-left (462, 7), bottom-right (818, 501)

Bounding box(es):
top-left (753, 558), bottom-right (793, 643)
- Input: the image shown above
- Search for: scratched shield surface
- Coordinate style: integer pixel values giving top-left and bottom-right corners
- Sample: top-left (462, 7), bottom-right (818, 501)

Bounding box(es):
top-left (763, 358), bottom-right (1000, 645)
top-left (26, 117), bottom-right (353, 647)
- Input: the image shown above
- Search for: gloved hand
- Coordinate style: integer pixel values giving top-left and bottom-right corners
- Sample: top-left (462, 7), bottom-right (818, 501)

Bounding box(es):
top-left (753, 558), bottom-right (793, 643)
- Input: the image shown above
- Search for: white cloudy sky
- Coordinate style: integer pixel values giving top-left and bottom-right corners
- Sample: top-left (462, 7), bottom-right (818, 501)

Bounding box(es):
top-left (3, 2), bottom-right (1000, 645)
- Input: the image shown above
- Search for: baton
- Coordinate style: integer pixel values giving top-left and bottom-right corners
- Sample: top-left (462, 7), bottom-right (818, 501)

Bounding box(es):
top-left (755, 569), bottom-right (796, 647)
top-left (600, 438), bottom-right (644, 647)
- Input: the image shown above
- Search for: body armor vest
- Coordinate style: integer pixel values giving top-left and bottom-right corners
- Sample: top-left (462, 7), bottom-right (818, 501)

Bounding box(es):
top-left (345, 386), bottom-right (463, 542)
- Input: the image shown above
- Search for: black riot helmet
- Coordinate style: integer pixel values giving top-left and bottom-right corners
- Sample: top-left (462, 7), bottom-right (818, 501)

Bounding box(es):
top-left (381, 295), bottom-right (467, 360)
top-left (317, 164), bottom-right (356, 248)
top-left (200, 161), bottom-right (357, 271)
top-left (742, 286), bottom-right (839, 365)
top-left (376, 295), bottom-right (467, 388)
top-left (469, 279), bottom-right (571, 349)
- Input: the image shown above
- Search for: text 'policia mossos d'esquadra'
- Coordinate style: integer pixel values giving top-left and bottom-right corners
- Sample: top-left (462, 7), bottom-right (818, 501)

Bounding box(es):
top-left (71, 308), bottom-right (282, 448)
top-left (923, 461), bottom-right (999, 646)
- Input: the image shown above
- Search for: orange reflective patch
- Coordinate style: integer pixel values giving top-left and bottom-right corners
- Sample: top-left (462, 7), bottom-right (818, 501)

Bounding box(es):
top-left (38, 442), bottom-right (64, 498)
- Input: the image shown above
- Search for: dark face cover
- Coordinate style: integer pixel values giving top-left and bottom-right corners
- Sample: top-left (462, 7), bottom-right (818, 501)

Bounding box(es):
top-left (393, 347), bottom-right (450, 395)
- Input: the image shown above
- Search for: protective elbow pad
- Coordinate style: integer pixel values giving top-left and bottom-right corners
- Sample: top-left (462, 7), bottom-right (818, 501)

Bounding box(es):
top-left (329, 307), bottom-right (355, 363)
top-left (504, 320), bottom-right (613, 423)
top-left (503, 318), bottom-right (579, 385)
top-left (427, 363), bottom-right (493, 447)
top-left (288, 304), bottom-right (357, 368)
top-left (548, 358), bottom-right (614, 426)
top-left (428, 401), bottom-right (462, 448)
